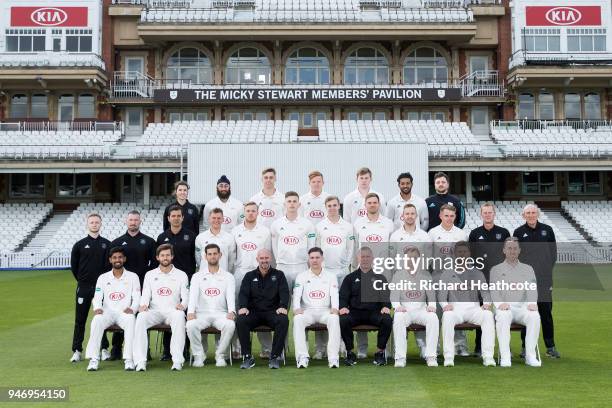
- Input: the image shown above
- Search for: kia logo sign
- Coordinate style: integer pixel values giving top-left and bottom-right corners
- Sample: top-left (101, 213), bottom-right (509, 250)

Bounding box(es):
top-left (358, 209), bottom-right (367, 217)
top-left (308, 290), bottom-right (325, 299)
top-left (157, 287), bottom-right (172, 296)
top-left (545, 7), bottom-right (581, 25)
top-left (223, 216), bottom-right (231, 224)
top-left (241, 242), bottom-right (257, 251)
top-left (283, 236), bottom-right (299, 245)
top-left (260, 209), bottom-right (275, 218)
top-left (326, 235), bottom-right (342, 245)
top-left (31, 8), bottom-right (67, 26)
top-left (405, 290), bottom-right (422, 299)
top-left (204, 288), bottom-right (220, 297)
top-left (309, 210), bottom-right (324, 218)
top-left (365, 234), bottom-right (383, 243)
top-left (11, 7), bottom-right (88, 27)
top-left (109, 292), bottom-right (125, 301)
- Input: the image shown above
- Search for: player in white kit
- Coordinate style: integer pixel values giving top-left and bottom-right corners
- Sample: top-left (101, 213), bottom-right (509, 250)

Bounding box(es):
top-left (85, 247), bottom-right (140, 371)
top-left (491, 237), bottom-right (541, 367)
top-left (133, 244), bottom-right (189, 371)
top-left (250, 167), bottom-right (284, 229)
top-left (292, 247), bottom-right (341, 368)
top-left (195, 207), bottom-right (236, 272)
top-left (342, 167), bottom-right (386, 224)
top-left (187, 243), bottom-right (236, 368)
top-left (203, 175), bottom-right (243, 232)
top-left (390, 203), bottom-right (432, 257)
top-left (386, 172), bottom-right (429, 230)
top-left (300, 170), bottom-right (330, 226)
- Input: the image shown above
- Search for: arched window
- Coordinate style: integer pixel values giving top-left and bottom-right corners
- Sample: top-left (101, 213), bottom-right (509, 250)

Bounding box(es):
top-left (31, 94), bottom-right (48, 118)
top-left (584, 93), bottom-right (601, 120)
top-left (285, 47), bottom-right (330, 85)
top-left (518, 93), bottom-right (535, 120)
top-left (538, 92), bottom-right (554, 120)
top-left (166, 47), bottom-right (212, 84)
top-left (78, 94), bottom-right (95, 118)
top-left (344, 47), bottom-right (389, 85)
top-left (564, 93), bottom-right (581, 120)
top-left (225, 47), bottom-right (271, 84)
top-left (10, 94), bottom-right (27, 118)
top-left (404, 47), bottom-right (448, 85)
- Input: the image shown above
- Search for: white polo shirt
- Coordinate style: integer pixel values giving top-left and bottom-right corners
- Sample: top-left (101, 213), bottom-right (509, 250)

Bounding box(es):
top-left (250, 190), bottom-right (285, 229)
top-left (187, 269), bottom-right (236, 314)
top-left (270, 216), bottom-right (316, 265)
top-left (342, 188), bottom-right (386, 225)
top-left (203, 196), bottom-right (244, 232)
top-left (316, 217), bottom-right (355, 270)
top-left (232, 223), bottom-right (272, 273)
top-left (93, 269), bottom-right (141, 313)
top-left (299, 191), bottom-right (331, 226)
top-left (385, 193), bottom-right (429, 231)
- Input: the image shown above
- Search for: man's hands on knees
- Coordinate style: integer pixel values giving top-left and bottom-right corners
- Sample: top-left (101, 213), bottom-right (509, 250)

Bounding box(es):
top-left (238, 308), bottom-right (249, 316)
top-left (381, 307), bottom-right (390, 315)
top-left (187, 313), bottom-right (196, 321)
top-left (276, 308), bottom-right (288, 315)
top-left (227, 312), bottom-right (236, 320)
top-left (94, 309), bottom-right (103, 315)
top-left (339, 307), bottom-right (349, 315)
top-left (139, 305), bottom-right (149, 313)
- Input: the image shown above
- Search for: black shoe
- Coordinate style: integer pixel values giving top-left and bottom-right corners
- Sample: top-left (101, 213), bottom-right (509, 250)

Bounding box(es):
top-left (240, 355), bottom-right (255, 369)
top-left (109, 347), bottom-right (122, 361)
top-left (160, 352), bottom-right (171, 362)
top-left (147, 348), bottom-right (152, 362)
top-left (546, 347), bottom-right (561, 358)
top-left (373, 351), bottom-right (387, 366)
top-left (344, 351), bottom-right (357, 366)
top-left (268, 356), bottom-right (281, 369)
top-left (473, 348), bottom-right (482, 358)
top-left (520, 347), bottom-right (526, 359)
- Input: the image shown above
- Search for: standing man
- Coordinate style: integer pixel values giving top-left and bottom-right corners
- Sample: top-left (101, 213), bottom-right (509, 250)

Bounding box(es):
top-left (236, 249), bottom-right (290, 370)
top-left (186, 244), bottom-right (236, 368)
top-left (250, 168), bottom-right (285, 229)
top-left (292, 247), bottom-right (341, 369)
top-left (300, 171), bottom-right (330, 226)
top-left (343, 167), bottom-right (386, 224)
top-left (353, 193), bottom-right (394, 272)
top-left (195, 208), bottom-right (236, 273)
top-left (203, 175), bottom-right (243, 232)
top-left (270, 191), bottom-right (316, 291)
top-left (69, 213), bottom-right (111, 363)
top-left (109, 210), bottom-right (157, 360)
top-left (85, 247), bottom-right (140, 371)
top-left (390, 204), bottom-right (432, 256)
top-left (163, 180), bottom-right (201, 235)
top-left (513, 203), bottom-right (560, 358)
top-left (425, 172), bottom-right (465, 231)
top-left (386, 172), bottom-right (429, 230)
top-left (133, 244), bottom-right (189, 371)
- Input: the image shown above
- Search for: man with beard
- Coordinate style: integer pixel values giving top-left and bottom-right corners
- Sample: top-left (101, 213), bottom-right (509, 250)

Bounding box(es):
top-left (386, 172), bottom-right (429, 231)
top-left (425, 172), bottom-right (465, 231)
top-left (203, 175), bottom-right (243, 233)
top-left (163, 181), bottom-right (201, 235)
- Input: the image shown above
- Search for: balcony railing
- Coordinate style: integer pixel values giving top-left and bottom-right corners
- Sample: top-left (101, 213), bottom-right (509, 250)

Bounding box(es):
top-left (459, 70), bottom-right (504, 97)
top-left (0, 121), bottom-right (124, 133)
top-left (491, 119), bottom-right (612, 132)
top-left (0, 52), bottom-right (105, 70)
top-left (110, 71), bottom-right (156, 98)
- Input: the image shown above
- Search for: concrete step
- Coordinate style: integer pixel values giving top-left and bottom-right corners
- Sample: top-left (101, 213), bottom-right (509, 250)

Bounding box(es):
top-left (22, 211), bottom-right (72, 252)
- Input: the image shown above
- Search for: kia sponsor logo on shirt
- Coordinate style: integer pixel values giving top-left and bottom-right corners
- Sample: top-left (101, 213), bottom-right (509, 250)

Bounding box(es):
top-left (357, 208), bottom-right (367, 217)
top-left (241, 242), bottom-right (257, 251)
top-left (157, 287), bottom-right (172, 296)
top-left (326, 235), bottom-right (343, 245)
top-left (10, 7), bottom-right (89, 27)
top-left (283, 236), bottom-right (299, 245)
top-left (308, 290), bottom-right (326, 299)
top-left (223, 216), bottom-right (232, 224)
top-left (260, 209), bottom-right (275, 218)
top-left (526, 6), bottom-right (601, 26)
top-left (204, 287), bottom-right (221, 297)
top-left (405, 290), bottom-right (422, 300)
top-left (365, 234), bottom-right (383, 243)
top-left (309, 210), bottom-right (324, 219)
top-left (109, 292), bottom-right (126, 301)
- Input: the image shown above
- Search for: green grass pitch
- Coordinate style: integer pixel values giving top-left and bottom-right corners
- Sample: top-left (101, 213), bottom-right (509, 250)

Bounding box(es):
top-left (1, 265), bottom-right (611, 407)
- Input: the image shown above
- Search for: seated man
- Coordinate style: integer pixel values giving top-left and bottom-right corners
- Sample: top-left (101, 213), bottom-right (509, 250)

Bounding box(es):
top-left (439, 241), bottom-right (496, 367)
top-left (187, 243), bottom-right (236, 368)
top-left (490, 237), bottom-right (541, 367)
top-left (391, 246), bottom-right (439, 368)
top-left (133, 244), bottom-right (189, 371)
top-left (236, 249), bottom-right (289, 370)
top-left (339, 247), bottom-right (392, 367)
top-left (85, 247), bottom-right (140, 371)
top-left (292, 247), bottom-right (341, 369)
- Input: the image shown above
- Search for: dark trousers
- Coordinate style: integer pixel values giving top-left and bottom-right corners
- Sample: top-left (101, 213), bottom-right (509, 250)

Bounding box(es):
top-left (339, 310), bottom-right (392, 351)
top-left (72, 284), bottom-right (109, 352)
top-left (522, 301), bottom-right (555, 348)
top-left (236, 311), bottom-right (289, 358)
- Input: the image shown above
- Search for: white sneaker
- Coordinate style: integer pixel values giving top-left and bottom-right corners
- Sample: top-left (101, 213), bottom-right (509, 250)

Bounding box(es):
top-left (426, 357), bottom-right (438, 367)
top-left (394, 358), bottom-right (406, 368)
top-left (215, 357), bottom-right (227, 367)
top-left (483, 357), bottom-right (497, 367)
top-left (313, 350), bottom-right (325, 360)
top-left (444, 358), bottom-right (454, 367)
top-left (192, 355), bottom-right (205, 368)
top-left (87, 359), bottom-right (99, 371)
top-left (70, 351), bottom-right (81, 363)
top-left (500, 358), bottom-right (511, 368)
top-left (100, 349), bottom-right (111, 361)
top-left (328, 359), bottom-right (339, 368)
top-left (297, 357), bottom-right (309, 368)
top-left (124, 360), bottom-right (135, 371)
top-left (171, 362), bottom-right (183, 371)
top-left (357, 352), bottom-right (367, 359)
top-left (526, 358), bottom-right (542, 367)
top-left (135, 362), bottom-right (146, 372)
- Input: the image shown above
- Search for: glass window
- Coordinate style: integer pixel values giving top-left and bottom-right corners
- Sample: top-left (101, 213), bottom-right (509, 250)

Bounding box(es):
top-left (166, 48), bottom-right (212, 84)
top-left (225, 47), bottom-right (271, 84)
top-left (584, 93), bottom-right (601, 120)
top-left (568, 172), bottom-right (601, 194)
top-left (66, 29), bottom-right (93, 52)
top-left (316, 112), bottom-right (327, 123)
top-left (169, 112), bottom-right (181, 123)
top-left (568, 28), bottom-right (607, 52)
top-left (362, 112), bottom-right (373, 121)
top-left (344, 47), bottom-right (389, 85)
top-left (57, 174), bottom-right (74, 197)
top-left (11, 174), bottom-right (45, 198)
top-left (404, 47), bottom-right (448, 85)
top-left (10, 174), bottom-right (27, 197)
top-left (518, 93), bottom-right (535, 120)
top-left (183, 112), bottom-right (194, 121)
top-left (347, 111), bottom-right (359, 121)
top-left (243, 112), bottom-right (254, 121)
top-left (303, 112), bottom-right (313, 127)
top-left (255, 112), bottom-right (269, 120)
top-left (522, 172), bottom-right (556, 194)
top-left (585, 172), bottom-right (601, 194)
top-left (540, 172), bottom-right (555, 194)
top-left (58, 95), bottom-right (74, 122)
top-left (288, 112), bottom-right (300, 121)
top-left (10, 94), bottom-right (28, 118)
top-left (374, 112), bottom-right (386, 120)
top-left (285, 47), bottom-right (330, 85)
top-left (75, 174), bottom-right (92, 196)
top-left (228, 112), bottom-right (240, 121)
top-left (4, 29), bottom-right (45, 52)
top-left (58, 174), bottom-right (92, 197)
top-left (77, 94), bottom-right (95, 118)
top-left (196, 112), bottom-right (209, 121)
top-left (127, 108), bottom-right (141, 126)
top-left (405, 111), bottom-right (419, 121)
top-left (564, 93), bottom-right (581, 120)
top-left (30, 94), bottom-right (48, 118)
top-left (568, 172), bottom-right (583, 194)
top-left (523, 28), bottom-right (561, 52)
top-left (538, 92), bottom-right (554, 120)
top-left (434, 111), bottom-right (446, 121)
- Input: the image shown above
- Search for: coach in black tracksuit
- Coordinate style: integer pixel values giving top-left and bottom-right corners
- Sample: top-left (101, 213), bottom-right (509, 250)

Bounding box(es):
top-left (513, 206), bottom-right (560, 358)
top-left (70, 216), bottom-right (111, 356)
top-left (426, 172), bottom-right (465, 231)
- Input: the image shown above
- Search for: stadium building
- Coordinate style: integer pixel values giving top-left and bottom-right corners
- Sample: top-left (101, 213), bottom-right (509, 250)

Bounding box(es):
top-left (0, 0), bottom-right (611, 267)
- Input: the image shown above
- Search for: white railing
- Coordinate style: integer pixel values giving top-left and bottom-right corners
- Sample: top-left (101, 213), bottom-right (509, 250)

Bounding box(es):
top-left (0, 121), bottom-right (123, 133)
top-left (110, 71), bottom-right (156, 98)
top-left (491, 119), bottom-right (612, 132)
top-left (0, 251), bottom-right (70, 270)
top-left (0, 52), bottom-right (105, 70)
top-left (460, 70), bottom-right (504, 97)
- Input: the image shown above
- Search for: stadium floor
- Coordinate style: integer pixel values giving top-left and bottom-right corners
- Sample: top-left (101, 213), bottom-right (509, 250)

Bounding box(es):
top-left (1, 265), bottom-right (611, 407)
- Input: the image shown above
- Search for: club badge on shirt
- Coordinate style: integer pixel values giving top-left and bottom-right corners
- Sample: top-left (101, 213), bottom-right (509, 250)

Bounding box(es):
top-left (140, 239), bottom-right (146, 245)
top-left (184, 235), bottom-right (190, 241)
top-left (496, 233), bottom-right (502, 240)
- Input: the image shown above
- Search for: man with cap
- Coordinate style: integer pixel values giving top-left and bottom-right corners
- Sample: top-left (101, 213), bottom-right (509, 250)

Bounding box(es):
top-left (203, 175), bottom-right (243, 233)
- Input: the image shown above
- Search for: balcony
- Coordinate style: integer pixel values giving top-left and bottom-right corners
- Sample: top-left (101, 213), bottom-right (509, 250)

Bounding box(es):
top-left (459, 70), bottom-right (504, 97)
top-left (0, 52), bottom-right (105, 70)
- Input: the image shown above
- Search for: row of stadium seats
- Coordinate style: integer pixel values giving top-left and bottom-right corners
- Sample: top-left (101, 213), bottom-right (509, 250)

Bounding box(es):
top-left (0, 203), bottom-right (52, 252)
top-left (562, 201), bottom-right (612, 243)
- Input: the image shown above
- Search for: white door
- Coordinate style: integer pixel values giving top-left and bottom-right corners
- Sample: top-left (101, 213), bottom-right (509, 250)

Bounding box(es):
top-left (469, 56), bottom-right (488, 74)
top-left (125, 57), bottom-right (144, 79)
top-left (125, 107), bottom-right (143, 136)
top-left (471, 106), bottom-right (489, 136)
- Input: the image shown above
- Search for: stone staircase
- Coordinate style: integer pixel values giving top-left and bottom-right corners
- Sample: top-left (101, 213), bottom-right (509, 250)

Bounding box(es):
top-left (20, 211), bottom-right (72, 253)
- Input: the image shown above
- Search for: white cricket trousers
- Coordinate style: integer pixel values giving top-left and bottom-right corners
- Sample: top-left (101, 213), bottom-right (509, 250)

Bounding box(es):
top-left (293, 309), bottom-right (340, 362)
top-left (187, 313), bottom-right (236, 359)
top-left (393, 309), bottom-right (439, 360)
top-left (85, 310), bottom-right (135, 361)
top-left (442, 306), bottom-right (495, 359)
top-left (134, 310), bottom-right (186, 365)
top-left (495, 307), bottom-right (540, 362)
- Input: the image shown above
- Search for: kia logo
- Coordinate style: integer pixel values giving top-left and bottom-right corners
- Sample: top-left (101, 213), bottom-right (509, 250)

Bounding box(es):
top-left (109, 292), bottom-right (125, 301)
top-left (358, 209), bottom-right (367, 217)
top-left (204, 287), bottom-right (220, 296)
top-left (365, 234), bottom-right (383, 243)
top-left (545, 7), bottom-right (581, 25)
top-left (326, 235), bottom-right (342, 245)
top-left (283, 236), bottom-right (299, 245)
top-left (241, 242), bottom-right (257, 251)
top-left (405, 290), bottom-right (422, 299)
top-left (30, 8), bottom-right (68, 26)
top-left (223, 216), bottom-right (231, 224)
top-left (440, 246), bottom-right (451, 254)
top-left (308, 290), bottom-right (325, 299)
top-left (309, 210), bottom-right (324, 218)
top-left (260, 209), bottom-right (274, 217)
top-left (157, 287), bottom-right (172, 296)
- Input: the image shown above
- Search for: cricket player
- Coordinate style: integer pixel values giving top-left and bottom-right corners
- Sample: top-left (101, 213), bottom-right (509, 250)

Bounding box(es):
top-left (70, 213), bottom-right (111, 363)
top-left (270, 191), bottom-right (316, 291)
top-left (85, 247), bottom-right (140, 371)
top-left (386, 172), bottom-right (428, 230)
top-left (293, 248), bottom-right (341, 368)
top-left (342, 167), bottom-right (386, 224)
top-left (163, 180), bottom-right (201, 235)
top-left (187, 244), bottom-right (236, 367)
top-left (391, 246), bottom-right (438, 367)
top-left (300, 170), bottom-right (331, 226)
top-left (428, 204), bottom-right (469, 277)
top-left (390, 203), bottom-right (432, 257)
top-left (195, 208), bottom-right (236, 272)
top-left (203, 175), bottom-right (243, 232)
top-left (250, 167), bottom-right (285, 229)
top-left (490, 238), bottom-right (541, 367)
top-left (133, 244), bottom-right (189, 371)
top-left (425, 172), bottom-right (465, 231)
top-left (439, 242), bottom-right (496, 367)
